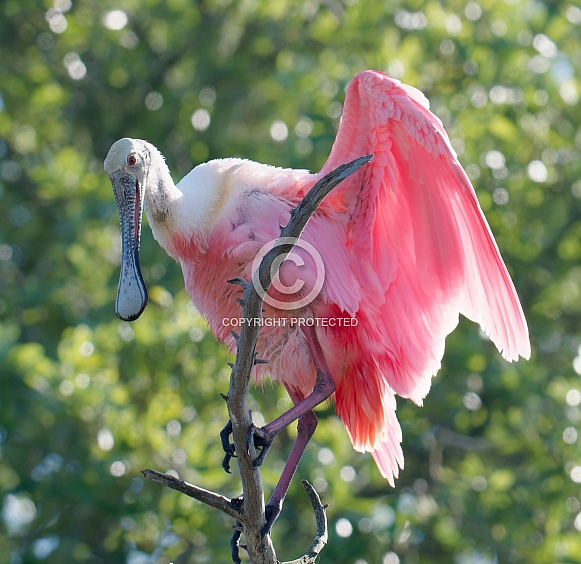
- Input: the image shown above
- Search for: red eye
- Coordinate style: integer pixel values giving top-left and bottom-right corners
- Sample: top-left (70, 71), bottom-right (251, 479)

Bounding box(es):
top-left (127, 155), bottom-right (138, 166)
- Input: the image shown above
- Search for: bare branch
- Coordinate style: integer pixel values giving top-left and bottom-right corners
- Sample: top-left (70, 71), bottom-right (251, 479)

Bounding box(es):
top-left (256, 155), bottom-right (374, 293)
top-left (141, 469), bottom-right (242, 520)
top-left (281, 480), bottom-right (329, 564)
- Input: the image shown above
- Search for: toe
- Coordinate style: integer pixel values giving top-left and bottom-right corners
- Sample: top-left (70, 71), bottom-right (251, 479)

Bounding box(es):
top-left (261, 502), bottom-right (282, 537)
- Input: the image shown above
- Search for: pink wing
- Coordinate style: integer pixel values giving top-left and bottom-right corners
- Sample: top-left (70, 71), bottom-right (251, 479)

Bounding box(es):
top-left (321, 70), bottom-right (529, 377)
top-left (314, 71), bottom-right (529, 480)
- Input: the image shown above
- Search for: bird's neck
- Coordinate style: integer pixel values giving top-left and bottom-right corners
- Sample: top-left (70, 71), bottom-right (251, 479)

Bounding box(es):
top-left (145, 157), bottom-right (241, 259)
top-left (144, 159), bottom-right (178, 225)
top-left (143, 154), bottom-right (185, 258)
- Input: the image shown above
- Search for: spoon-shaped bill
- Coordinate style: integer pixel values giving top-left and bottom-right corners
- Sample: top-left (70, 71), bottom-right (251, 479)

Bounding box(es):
top-left (110, 170), bottom-right (148, 321)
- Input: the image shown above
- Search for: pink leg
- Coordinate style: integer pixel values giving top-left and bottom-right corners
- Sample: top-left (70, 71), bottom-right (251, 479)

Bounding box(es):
top-left (250, 325), bottom-right (334, 463)
top-left (256, 324), bottom-right (335, 535)
top-left (262, 408), bottom-right (317, 536)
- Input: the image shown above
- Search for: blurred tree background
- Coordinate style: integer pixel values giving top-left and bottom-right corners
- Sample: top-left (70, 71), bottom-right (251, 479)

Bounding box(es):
top-left (1, 0), bottom-right (580, 562)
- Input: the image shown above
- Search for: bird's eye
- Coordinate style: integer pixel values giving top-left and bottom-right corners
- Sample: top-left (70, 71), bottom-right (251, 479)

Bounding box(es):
top-left (127, 155), bottom-right (138, 167)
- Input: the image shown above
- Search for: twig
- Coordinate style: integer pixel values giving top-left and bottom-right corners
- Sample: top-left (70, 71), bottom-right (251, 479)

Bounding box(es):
top-left (141, 469), bottom-right (242, 520)
top-left (281, 480), bottom-right (329, 564)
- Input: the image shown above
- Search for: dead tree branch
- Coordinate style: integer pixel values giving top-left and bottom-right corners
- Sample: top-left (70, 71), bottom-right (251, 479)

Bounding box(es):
top-left (141, 468), bottom-right (242, 519)
top-left (281, 480), bottom-right (329, 564)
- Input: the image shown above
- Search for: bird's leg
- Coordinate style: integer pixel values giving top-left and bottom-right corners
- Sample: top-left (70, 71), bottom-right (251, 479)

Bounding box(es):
top-left (255, 325), bottom-right (335, 536)
top-left (248, 324), bottom-right (335, 467)
top-left (261, 408), bottom-right (318, 536)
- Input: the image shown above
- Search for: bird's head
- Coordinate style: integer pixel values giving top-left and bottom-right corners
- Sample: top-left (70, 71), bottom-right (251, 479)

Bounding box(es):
top-left (105, 138), bottom-right (150, 322)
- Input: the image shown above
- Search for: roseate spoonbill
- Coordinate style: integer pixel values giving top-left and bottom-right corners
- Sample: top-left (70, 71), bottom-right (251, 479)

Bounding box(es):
top-left (105, 70), bottom-right (530, 532)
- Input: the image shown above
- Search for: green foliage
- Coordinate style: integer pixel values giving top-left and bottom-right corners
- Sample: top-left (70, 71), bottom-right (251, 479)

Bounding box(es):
top-left (1, 0), bottom-right (581, 562)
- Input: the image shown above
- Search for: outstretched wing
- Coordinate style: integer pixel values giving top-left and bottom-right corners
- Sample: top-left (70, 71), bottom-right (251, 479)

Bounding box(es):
top-left (318, 70), bottom-right (530, 402)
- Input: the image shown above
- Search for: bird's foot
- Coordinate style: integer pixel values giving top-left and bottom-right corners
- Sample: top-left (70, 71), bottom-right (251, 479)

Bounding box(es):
top-left (220, 420), bottom-right (236, 474)
top-left (221, 420), bottom-right (274, 471)
top-left (246, 424), bottom-right (274, 469)
top-left (230, 519), bottom-right (244, 564)
top-left (261, 501), bottom-right (282, 537)
top-left (228, 499), bottom-right (280, 542)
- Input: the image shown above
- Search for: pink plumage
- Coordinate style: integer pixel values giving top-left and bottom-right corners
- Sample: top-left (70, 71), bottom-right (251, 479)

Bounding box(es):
top-left (106, 70), bottom-right (530, 518)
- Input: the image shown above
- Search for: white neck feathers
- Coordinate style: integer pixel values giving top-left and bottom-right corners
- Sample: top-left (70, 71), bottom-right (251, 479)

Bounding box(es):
top-left (145, 155), bottom-right (247, 254)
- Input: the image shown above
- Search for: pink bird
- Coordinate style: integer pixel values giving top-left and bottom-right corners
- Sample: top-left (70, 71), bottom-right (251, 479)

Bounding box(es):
top-left (105, 70), bottom-right (530, 532)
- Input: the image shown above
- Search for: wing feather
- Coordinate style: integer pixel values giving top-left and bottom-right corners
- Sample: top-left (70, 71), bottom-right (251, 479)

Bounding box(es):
top-left (320, 70), bottom-right (529, 368)
top-left (315, 71), bottom-right (529, 471)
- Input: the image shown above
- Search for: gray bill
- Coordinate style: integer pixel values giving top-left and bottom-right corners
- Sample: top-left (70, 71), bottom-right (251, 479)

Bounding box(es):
top-left (110, 171), bottom-right (148, 321)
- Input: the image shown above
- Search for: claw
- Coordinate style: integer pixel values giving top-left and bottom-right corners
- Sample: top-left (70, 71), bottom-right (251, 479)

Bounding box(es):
top-left (246, 424), bottom-right (274, 469)
top-left (220, 420), bottom-right (236, 474)
top-left (230, 519), bottom-right (243, 564)
top-left (227, 276), bottom-right (249, 289)
top-left (232, 496), bottom-right (244, 512)
top-left (222, 450), bottom-right (237, 474)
